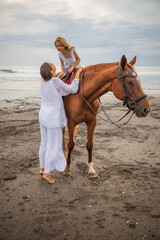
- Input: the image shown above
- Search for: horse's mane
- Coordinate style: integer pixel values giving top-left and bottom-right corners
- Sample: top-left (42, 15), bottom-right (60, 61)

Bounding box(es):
top-left (85, 62), bottom-right (119, 72)
top-left (84, 61), bottom-right (136, 74)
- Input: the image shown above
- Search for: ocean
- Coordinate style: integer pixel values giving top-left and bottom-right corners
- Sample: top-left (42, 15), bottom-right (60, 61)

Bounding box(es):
top-left (0, 65), bottom-right (160, 101)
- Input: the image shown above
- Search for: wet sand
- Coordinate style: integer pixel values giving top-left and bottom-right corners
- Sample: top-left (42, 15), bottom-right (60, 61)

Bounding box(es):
top-left (0, 94), bottom-right (160, 240)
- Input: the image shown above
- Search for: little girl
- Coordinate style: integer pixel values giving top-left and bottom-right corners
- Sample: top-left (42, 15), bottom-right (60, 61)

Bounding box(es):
top-left (55, 36), bottom-right (82, 76)
top-left (39, 62), bottom-right (82, 184)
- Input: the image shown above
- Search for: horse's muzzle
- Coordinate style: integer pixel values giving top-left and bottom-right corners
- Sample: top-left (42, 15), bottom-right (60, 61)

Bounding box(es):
top-left (135, 105), bottom-right (150, 117)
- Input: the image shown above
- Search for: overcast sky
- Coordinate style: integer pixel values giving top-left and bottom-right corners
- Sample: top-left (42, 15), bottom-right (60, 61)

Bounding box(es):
top-left (0, 0), bottom-right (160, 67)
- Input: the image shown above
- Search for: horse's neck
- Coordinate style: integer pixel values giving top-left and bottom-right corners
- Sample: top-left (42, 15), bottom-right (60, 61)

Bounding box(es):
top-left (82, 64), bottom-right (118, 102)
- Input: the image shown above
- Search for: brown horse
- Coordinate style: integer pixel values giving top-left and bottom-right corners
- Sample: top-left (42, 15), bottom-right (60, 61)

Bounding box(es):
top-left (63, 55), bottom-right (151, 177)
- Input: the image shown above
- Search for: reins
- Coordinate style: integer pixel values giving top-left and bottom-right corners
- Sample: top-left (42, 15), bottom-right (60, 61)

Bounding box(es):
top-left (99, 98), bottom-right (134, 127)
top-left (80, 66), bottom-right (146, 128)
top-left (81, 70), bottom-right (120, 128)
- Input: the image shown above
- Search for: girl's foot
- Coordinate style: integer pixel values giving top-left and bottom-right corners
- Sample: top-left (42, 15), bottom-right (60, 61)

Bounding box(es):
top-left (42, 173), bottom-right (55, 184)
top-left (40, 168), bottom-right (45, 175)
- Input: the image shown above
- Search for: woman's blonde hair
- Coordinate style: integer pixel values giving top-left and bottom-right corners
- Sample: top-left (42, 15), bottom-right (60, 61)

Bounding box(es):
top-left (40, 62), bottom-right (52, 81)
top-left (55, 36), bottom-right (75, 50)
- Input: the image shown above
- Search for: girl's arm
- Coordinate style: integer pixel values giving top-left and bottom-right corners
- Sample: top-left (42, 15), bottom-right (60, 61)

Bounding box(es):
top-left (52, 68), bottom-right (82, 96)
top-left (68, 49), bottom-right (81, 73)
top-left (59, 57), bottom-right (65, 75)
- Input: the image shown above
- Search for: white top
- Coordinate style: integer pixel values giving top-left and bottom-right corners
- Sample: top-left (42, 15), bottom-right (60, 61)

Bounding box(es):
top-left (58, 48), bottom-right (81, 73)
top-left (39, 77), bottom-right (79, 128)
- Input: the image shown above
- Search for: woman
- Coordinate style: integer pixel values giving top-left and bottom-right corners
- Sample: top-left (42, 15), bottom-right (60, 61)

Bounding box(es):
top-left (39, 62), bottom-right (82, 184)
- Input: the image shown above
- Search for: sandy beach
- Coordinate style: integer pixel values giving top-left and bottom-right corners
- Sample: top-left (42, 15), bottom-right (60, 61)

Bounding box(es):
top-left (0, 93), bottom-right (160, 240)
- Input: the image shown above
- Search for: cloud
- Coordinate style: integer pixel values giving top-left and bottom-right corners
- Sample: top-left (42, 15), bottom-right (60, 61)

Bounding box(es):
top-left (0, 19), bottom-right (57, 36)
top-left (1, 0), bottom-right (160, 26)
top-left (0, 0), bottom-right (160, 66)
top-left (0, 3), bottom-right (58, 37)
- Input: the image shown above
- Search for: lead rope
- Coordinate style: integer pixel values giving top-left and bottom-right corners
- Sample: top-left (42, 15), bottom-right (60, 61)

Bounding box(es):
top-left (81, 69), bottom-right (134, 128)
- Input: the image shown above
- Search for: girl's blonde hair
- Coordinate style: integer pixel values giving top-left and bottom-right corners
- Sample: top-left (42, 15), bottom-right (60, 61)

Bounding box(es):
top-left (55, 36), bottom-right (75, 50)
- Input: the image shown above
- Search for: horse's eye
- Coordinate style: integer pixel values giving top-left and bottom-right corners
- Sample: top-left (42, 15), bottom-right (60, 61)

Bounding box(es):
top-left (127, 81), bottom-right (133, 86)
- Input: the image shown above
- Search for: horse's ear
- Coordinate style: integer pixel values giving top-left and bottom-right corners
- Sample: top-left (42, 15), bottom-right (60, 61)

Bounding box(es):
top-left (120, 55), bottom-right (127, 70)
top-left (129, 56), bottom-right (137, 66)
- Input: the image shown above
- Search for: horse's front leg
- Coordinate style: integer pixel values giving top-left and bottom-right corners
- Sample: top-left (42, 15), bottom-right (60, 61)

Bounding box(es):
top-left (86, 117), bottom-right (97, 178)
top-left (64, 120), bottom-right (76, 175)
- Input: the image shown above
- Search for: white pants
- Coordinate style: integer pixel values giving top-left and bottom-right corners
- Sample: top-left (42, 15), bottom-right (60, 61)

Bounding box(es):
top-left (39, 124), bottom-right (66, 173)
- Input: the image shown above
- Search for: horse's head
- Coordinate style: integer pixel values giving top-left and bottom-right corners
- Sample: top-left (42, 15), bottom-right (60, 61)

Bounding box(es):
top-left (112, 55), bottom-right (151, 117)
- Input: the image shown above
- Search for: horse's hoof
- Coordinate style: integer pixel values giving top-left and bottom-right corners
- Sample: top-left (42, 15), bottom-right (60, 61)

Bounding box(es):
top-left (63, 171), bottom-right (71, 176)
top-left (88, 172), bottom-right (98, 178)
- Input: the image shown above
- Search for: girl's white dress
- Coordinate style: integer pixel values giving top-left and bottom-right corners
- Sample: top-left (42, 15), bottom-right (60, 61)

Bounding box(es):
top-left (58, 48), bottom-right (81, 73)
top-left (39, 77), bottom-right (79, 173)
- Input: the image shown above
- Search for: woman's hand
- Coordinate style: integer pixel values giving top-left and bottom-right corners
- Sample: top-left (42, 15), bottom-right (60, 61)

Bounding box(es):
top-left (56, 72), bottom-right (66, 78)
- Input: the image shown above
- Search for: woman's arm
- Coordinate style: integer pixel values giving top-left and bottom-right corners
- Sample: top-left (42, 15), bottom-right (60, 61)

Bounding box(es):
top-left (52, 68), bottom-right (82, 96)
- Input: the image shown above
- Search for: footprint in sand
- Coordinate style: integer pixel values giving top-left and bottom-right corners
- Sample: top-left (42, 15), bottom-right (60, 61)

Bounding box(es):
top-left (76, 162), bottom-right (88, 175)
top-left (94, 210), bottom-right (106, 228)
top-left (123, 202), bottom-right (138, 212)
top-left (3, 175), bottom-right (17, 181)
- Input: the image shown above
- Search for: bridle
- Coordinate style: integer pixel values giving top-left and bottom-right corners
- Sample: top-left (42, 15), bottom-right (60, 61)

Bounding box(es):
top-left (80, 65), bottom-right (147, 128)
top-left (118, 65), bottom-right (146, 110)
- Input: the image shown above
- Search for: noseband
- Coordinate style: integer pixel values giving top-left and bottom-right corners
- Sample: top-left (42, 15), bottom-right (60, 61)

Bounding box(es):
top-left (118, 65), bottom-right (146, 110)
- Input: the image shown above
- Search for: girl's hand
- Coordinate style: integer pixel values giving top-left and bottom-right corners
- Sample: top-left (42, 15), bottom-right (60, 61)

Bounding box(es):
top-left (67, 67), bottom-right (74, 74)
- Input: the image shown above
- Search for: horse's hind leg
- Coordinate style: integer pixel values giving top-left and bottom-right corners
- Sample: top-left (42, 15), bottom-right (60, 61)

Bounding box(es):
top-left (62, 127), bottom-right (67, 158)
top-left (86, 117), bottom-right (97, 178)
top-left (64, 120), bottom-right (76, 175)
